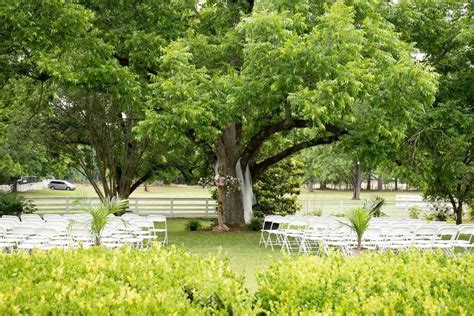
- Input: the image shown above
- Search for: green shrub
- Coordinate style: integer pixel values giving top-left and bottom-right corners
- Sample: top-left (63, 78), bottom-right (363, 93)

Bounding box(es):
top-left (469, 204), bottom-right (474, 220)
top-left (0, 193), bottom-right (36, 216)
top-left (307, 209), bottom-right (322, 216)
top-left (408, 206), bottom-right (421, 219)
top-left (362, 195), bottom-right (385, 217)
top-left (248, 217), bottom-right (263, 231)
top-left (0, 246), bottom-right (253, 314)
top-left (427, 203), bottom-right (454, 222)
top-left (255, 252), bottom-right (474, 314)
top-left (185, 220), bottom-right (202, 231)
top-left (253, 159), bottom-right (304, 218)
top-left (423, 212), bottom-right (436, 221)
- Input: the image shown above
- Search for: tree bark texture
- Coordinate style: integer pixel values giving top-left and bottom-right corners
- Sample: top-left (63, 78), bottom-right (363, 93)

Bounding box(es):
top-left (377, 177), bottom-right (384, 191)
top-left (352, 162), bottom-right (362, 200)
top-left (214, 124), bottom-right (245, 226)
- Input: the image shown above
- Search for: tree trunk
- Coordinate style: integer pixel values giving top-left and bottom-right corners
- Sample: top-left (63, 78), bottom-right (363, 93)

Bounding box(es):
top-left (320, 181), bottom-right (327, 190)
top-left (366, 174), bottom-right (371, 190)
top-left (307, 181), bottom-right (314, 192)
top-left (455, 204), bottom-right (463, 225)
top-left (377, 177), bottom-right (384, 191)
top-left (144, 183), bottom-right (149, 192)
top-left (394, 178), bottom-right (398, 191)
top-left (10, 179), bottom-right (18, 193)
top-left (215, 124), bottom-right (246, 226)
top-left (352, 162), bottom-right (362, 200)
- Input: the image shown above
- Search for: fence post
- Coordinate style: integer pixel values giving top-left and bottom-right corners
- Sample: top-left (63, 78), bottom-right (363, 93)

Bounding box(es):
top-left (65, 197), bottom-right (69, 214)
top-left (135, 200), bottom-right (139, 214)
top-left (205, 199), bottom-right (209, 218)
top-left (170, 198), bottom-right (174, 218)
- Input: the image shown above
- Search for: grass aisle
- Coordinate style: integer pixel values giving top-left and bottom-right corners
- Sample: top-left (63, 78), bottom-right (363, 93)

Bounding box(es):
top-left (167, 219), bottom-right (283, 291)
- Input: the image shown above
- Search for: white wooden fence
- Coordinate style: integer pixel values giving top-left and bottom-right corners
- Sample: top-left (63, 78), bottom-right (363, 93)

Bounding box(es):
top-left (300, 195), bottom-right (433, 217)
top-left (0, 181), bottom-right (48, 193)
top-left (28, 195), bottom-right (435, 218)
top-left (30, 197), bottom-right (217, 218)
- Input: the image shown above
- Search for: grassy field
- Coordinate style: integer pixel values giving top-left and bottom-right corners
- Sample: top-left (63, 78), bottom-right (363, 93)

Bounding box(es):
top-left (21, 184), bottom-right (420, 216)
top-left (22, 183), bottom-right (413, 200)
top-left (167, 219), bottom-right (281, 291)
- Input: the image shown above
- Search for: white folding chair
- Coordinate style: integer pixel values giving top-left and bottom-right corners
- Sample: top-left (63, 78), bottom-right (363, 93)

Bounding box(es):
top-left (21, 214), bottom-right (43, 221)
top-left (299, 221), bottom-right (328, 255)
top-left (128, 219), bottom-right (156, 247)
top-left (282, 219), bottom-right (309, 253)
top-left (412, 225), bottom-right (438, 250)
top-left (0, 221), bottom-right (16, 231)
top-left (69, 229), bottom-right (94, 248)
top-left (1, 215), bottom-right (20, 223)
top-left (432, 226), bottom-right (459, 256)
top-left (266, 217), bottom-right (290, 251)
top-left (454, 226), bottom-right (474, 253)
top-left (147, 215), bottom-right (168, 245)
top-left (382, 226), bottom-right (413, 251)
top-left (43, 214), bottom-right (64, 221)
top-left (0, 227), bottom-right (14, 252)
top-left (362, 227), bottom-right (383, 250)
top-left (18, 228), bottom-right (60, 251)
top-left (259, 215), bottom-right (280, 248)
top-left (322, 224), bottom-right (352, 256)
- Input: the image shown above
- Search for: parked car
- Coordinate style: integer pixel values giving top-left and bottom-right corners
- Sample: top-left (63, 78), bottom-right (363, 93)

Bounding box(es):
top-left (48, 180), bottom-right (76, 191)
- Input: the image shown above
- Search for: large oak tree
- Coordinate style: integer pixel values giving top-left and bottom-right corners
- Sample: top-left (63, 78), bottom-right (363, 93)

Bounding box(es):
top-left (143, 0), bottom-right (437, 226)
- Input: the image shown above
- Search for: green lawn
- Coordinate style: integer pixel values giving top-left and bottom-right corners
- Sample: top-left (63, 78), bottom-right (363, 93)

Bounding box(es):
top-left (22, 183), bottom-right (416, 201)
top-left (167, 219), bottom-right (283, 291)
top-left (21, 184), bottom-right (423, 216)
top-left (21, 184), bottom-right (211, 198)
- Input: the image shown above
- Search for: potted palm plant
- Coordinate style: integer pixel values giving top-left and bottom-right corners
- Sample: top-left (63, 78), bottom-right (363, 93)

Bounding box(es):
top-left (71, 197), bottom-right (129, 246)
top-left (344, 208), bottom-right (372, 254)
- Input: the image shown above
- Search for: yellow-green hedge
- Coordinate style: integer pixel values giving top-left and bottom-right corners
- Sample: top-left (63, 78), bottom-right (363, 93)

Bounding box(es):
top-left (255, 251), bottom-right (474, 315)
top-left (0, 246), bottom-right (252, 315)
top-left (1, 248), bottom-right (473, 315)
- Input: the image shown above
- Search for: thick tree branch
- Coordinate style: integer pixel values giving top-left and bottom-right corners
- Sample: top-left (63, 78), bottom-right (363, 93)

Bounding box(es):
top-left (251, 127), bottom-right (347, 180)
top-left (185, 129), bottom-right (217, 163)
top-left (240, 118), bottom-right (311, 168)
top-left (128, 163), bottom-right (177, 194)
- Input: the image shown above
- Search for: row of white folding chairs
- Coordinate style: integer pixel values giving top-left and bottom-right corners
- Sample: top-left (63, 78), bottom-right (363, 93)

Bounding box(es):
top-left (0, 226), bottom-right (149, 251)
top-left (0, 222), bottom-right (160, 251)
top-left (299, 223), bottom-right (474, 256)
top-left (0, 214), bottom-right (168, 251)
top-left (259, 216), bottom-right (474, 256)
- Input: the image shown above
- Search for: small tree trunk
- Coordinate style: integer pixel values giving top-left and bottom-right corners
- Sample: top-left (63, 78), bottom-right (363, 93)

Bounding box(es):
top-left (357, 237), bottom-right (362, 251)
top-left (11, 180), bottom-right (18, 193)
top-left (352, 162), bottom-right (362, 200)
top-left (320, 181), bottom-right (327, 190)
top-left (144, 183), bottom-right (149, 192)
top-left (307, 181), bottom-right (314, 192)
top-left (377, 177), bottom-right (384, 191)
top-left (455, 204), bottom-right (463, 225)
top-left (394, 178), bottom-right (398, 191)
